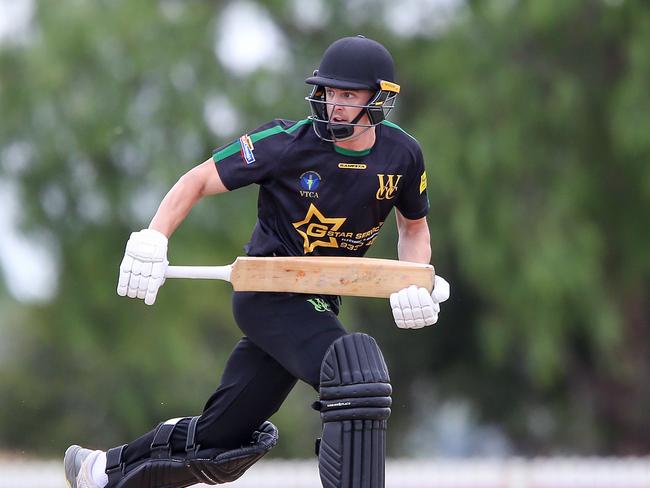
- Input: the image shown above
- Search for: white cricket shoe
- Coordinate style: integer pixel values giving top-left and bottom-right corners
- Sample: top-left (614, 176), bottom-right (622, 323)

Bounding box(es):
top-left (64, 445), bottom-right (104, 488)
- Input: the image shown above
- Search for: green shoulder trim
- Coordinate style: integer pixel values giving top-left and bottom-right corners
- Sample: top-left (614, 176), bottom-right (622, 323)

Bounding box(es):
top-left (251, 118), bottom-right (312, 142)
top-left (334, 145), bottom-right (372, 157)
top-left (380, 120), bottom-right (417, 141)
top-left (213, 119), bottom-right (312, 162)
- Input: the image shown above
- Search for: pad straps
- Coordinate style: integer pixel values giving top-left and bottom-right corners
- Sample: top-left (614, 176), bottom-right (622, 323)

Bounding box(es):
top-left (106, 444), bottom-right (127, 487)
top-left (105, 415), bottom-right (201, 487)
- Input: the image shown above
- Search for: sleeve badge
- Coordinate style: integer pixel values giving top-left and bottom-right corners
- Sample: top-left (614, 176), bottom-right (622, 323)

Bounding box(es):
top-left (239, 134), bottom-right (256, 165)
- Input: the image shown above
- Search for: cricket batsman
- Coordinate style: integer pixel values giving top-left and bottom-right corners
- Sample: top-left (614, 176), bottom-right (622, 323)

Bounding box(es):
top-left (65, 35), bottom-right (451, 488)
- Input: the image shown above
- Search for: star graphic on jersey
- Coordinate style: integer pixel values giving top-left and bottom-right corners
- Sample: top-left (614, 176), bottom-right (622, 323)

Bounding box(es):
top-left (292, 204), bottom-right (347, 254)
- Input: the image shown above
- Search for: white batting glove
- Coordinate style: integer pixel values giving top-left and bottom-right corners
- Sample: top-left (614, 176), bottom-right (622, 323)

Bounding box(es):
top-left (116, 229), bottom-right (168, 305)
top-left (390, 275), bottom-right (451, 329)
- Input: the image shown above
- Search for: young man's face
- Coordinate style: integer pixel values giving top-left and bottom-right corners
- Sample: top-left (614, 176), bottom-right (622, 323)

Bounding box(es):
top-left (325, 87), bottom-right (373, 127)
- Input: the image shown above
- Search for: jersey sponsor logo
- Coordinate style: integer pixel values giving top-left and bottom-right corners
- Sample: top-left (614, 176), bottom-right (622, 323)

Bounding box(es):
top-left (292, 203), bottom-right (347, 254)
top-left (299, 171), bottom-right (321, 198)
top-left (338, 162), bottom-right (367, 170)
top-left (307, 297), bottom-right (331, 312)
top-left (239, 134), bottom-right (255, 165)
top-left (375, 174), bottom-right (402, 200)
top-left (420, 171), bottom-right (427, 194)
top-left (339, 222), bottom-right (383, 251)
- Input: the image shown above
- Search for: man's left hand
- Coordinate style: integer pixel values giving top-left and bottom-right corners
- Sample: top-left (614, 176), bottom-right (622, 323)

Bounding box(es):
top-left (390, 276), bottom-right (450, 329)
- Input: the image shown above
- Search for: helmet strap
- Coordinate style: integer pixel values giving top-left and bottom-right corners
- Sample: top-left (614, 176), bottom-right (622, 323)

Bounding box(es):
top-left (326, 106), bottom-right (367, 140)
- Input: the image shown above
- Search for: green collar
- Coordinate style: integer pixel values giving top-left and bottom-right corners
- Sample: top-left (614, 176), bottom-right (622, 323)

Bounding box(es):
top-left (333, 145), bottom-right (373, 157)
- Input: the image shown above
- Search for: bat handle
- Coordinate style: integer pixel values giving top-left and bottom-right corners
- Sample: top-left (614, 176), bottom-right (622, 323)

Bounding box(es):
top-left (165, 265), bottom-right (232, 282)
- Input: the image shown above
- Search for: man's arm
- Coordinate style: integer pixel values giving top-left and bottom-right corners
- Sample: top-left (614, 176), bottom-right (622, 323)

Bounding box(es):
top-left (390, 210), bottom-right (450, 329)
top-left (150, 158), bottom-right (229, 237)
top-left (117, 158), bottom-right (227, 305)
top-left (396, 210), bottom-right (431, 264)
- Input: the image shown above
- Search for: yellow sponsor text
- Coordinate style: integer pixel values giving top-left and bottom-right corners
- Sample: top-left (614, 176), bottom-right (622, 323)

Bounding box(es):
top-left (338, 162), bottom-right (367, 170)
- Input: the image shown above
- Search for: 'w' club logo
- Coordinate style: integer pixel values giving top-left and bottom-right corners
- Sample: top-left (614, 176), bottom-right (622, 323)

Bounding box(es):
top-left (375, 174), bottom-right (402, 200)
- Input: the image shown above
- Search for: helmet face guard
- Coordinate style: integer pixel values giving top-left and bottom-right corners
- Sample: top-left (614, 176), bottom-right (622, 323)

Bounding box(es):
top-left (305, 80), bottom-right (400, 142)
top-left (305, 36), bottom-right (400, 142)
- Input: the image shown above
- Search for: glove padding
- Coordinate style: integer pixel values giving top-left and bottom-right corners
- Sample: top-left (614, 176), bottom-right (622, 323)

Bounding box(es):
top-left (390, 275), bottom-right (450, 329)
top-left (117, 229), bottom-right (168, 305)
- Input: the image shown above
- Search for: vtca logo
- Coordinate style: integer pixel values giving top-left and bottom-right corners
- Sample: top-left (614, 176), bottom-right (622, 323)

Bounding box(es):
top-left (299, 171), bottom-right (321, 198)
top-left (376, 174), bottom-right (402, 200)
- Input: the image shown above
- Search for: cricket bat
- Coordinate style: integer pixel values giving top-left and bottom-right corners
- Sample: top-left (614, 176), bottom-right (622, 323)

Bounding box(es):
top-left (165, 256), bottom-right (435, 298)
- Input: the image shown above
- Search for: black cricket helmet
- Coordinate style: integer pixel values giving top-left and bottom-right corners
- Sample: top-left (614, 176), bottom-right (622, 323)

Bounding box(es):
top-left (305, 36), bottom-right (400, 142)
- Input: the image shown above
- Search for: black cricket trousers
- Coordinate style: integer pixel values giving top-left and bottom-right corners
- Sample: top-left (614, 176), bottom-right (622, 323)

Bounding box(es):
top-left (120, 291), bottom-right (347, 465)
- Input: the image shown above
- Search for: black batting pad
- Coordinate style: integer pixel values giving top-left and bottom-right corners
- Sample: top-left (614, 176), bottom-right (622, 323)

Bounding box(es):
top-left (317, 333), bottom-right (392, 488)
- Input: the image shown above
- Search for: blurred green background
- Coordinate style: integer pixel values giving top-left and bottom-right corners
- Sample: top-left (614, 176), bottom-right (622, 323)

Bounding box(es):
top-left (0, 0), bottom-right (648, 460)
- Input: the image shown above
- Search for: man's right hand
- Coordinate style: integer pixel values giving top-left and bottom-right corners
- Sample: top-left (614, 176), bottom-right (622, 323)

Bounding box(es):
top-left (117, 229), bottom-right (169, 305)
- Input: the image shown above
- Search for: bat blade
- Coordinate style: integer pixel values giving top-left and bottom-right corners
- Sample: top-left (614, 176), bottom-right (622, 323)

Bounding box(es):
top-left (230, 256), bottom-right (434, 298)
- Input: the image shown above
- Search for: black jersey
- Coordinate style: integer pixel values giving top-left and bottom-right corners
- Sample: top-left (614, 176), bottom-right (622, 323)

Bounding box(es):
top-left (212, 119), bottom-right (429, 258)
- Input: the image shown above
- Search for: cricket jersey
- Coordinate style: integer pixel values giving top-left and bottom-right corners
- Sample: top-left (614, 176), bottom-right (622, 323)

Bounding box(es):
top-left (212, 119), bottom-right (429, 258)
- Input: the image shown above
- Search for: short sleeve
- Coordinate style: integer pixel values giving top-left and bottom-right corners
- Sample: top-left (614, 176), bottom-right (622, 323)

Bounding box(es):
top-left (212, 121), bottom-right (286, 191)
top-left (396, 143), bottom-right (429, 220)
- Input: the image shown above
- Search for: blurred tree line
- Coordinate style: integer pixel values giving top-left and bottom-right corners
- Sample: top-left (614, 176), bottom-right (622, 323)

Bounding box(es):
top-left (0, 0), bottom-right (648, 458)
